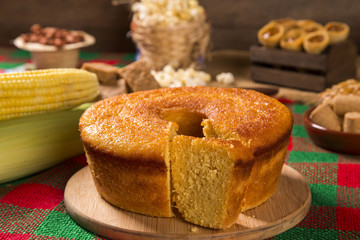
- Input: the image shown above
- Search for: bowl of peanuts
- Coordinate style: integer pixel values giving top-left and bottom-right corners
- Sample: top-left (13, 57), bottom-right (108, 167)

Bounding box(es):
top-left (13, 24), bottom-right (95, 69)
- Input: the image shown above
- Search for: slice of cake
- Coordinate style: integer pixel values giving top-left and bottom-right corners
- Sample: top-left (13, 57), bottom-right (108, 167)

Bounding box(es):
top-left (170, 136), bottom-right (253, 229)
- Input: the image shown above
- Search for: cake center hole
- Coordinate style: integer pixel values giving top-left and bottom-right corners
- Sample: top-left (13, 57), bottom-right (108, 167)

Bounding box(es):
top-left (161, 109), bottom-right (206, 138)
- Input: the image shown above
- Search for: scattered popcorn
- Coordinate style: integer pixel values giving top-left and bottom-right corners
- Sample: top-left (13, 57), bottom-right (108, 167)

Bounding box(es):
top-left (216, 72), bottom-right (235, 85)
top-left (190, 227), bottom-right (198, 233)
top-left (151, 65), bottom-right (211, 88)
top-left (132, 0), bottom-right (206, 27)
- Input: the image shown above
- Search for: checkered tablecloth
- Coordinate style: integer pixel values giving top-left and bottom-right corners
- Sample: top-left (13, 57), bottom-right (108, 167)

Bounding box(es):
top-left (0, 48), bottom-right (359, 240)
top-left (0, 47), bottom-right (135, 73)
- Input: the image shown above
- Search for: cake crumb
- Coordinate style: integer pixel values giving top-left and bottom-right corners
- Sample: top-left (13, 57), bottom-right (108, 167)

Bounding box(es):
top-left (190, 227), bottom-right (198, 233)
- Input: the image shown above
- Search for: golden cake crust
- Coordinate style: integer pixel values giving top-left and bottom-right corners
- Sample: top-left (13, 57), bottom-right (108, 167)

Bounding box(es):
top-left (81, 86), bottom-right (292, 156)
top-left (79, 86), bottom-right (293, 219)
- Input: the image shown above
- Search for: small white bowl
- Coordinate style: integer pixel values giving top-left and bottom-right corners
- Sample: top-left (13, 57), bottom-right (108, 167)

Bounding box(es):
top-left (13, 31), bottom-right (95, 69)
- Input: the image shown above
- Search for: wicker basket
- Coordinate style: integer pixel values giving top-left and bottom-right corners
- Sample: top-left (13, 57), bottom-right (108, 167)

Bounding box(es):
top-left (131, 17), bottom-right (211, 70)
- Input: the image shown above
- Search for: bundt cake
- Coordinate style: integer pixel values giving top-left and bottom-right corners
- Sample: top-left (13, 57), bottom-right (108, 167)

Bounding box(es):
top-left (79, 86), bottom-right (293, 229)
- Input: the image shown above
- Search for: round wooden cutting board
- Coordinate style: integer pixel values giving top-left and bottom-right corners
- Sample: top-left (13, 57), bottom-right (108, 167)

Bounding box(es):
top-left (64, 165), bottom-right (311, 240)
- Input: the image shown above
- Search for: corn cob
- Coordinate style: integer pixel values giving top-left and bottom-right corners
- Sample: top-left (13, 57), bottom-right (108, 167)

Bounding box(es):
top-left (0, 103), bottom-right (91, 183)
top-left (0, 68), bottom-right (99, 120)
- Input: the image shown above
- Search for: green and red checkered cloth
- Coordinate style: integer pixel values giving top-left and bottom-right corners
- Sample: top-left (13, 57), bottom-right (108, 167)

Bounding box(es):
top-left (0, 47), bottom-right (136, 73)
top-left (0, 48), bottom-right (359, 239)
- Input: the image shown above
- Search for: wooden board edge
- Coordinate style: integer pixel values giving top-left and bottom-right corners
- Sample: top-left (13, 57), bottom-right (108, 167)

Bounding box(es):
top-left (64, 165), bottom-right (311, 240)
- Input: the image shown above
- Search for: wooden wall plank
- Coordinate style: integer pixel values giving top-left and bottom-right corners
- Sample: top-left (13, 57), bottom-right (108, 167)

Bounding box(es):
top-left (0, 0), bottom-right (359, 52)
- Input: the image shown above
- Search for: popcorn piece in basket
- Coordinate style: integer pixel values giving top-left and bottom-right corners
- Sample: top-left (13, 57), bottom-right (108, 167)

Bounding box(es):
top-left (132, 0), bottom-right (206, 27)
top-left (151, 65), bottom-right (211, 88)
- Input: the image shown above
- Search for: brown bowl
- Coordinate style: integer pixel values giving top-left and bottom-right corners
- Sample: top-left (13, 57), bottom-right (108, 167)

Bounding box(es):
top-left (303, 107), bottom-right (360, 155)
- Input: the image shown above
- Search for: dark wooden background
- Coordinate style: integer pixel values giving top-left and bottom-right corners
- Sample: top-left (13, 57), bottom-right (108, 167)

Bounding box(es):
top-left (0, 0), bottom-right (359, 52)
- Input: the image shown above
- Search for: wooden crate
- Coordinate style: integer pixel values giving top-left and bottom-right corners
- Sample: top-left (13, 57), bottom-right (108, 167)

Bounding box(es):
top-left (250, 40), bottom-right (357, 92)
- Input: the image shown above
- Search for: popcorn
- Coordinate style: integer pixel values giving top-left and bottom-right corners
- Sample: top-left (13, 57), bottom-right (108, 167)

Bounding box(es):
top-left (132, 0), bottom-right (205, 27)
top-left (151, 65), bottom-right (211, 88)
top-left (216, 72), bottom-right (235, 85)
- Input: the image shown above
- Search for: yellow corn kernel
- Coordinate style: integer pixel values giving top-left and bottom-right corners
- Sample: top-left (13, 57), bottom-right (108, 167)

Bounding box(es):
top-left (0, 68), bottom-right (99, 121)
